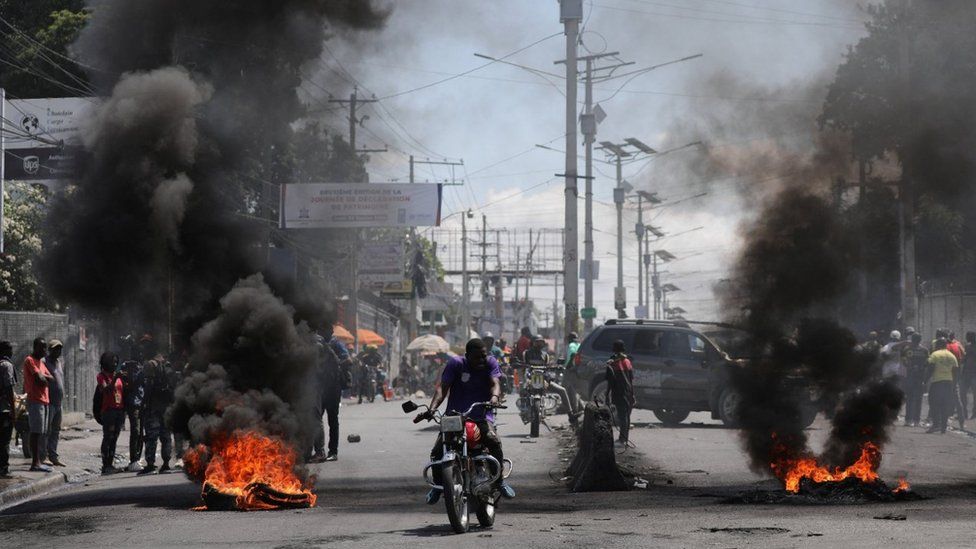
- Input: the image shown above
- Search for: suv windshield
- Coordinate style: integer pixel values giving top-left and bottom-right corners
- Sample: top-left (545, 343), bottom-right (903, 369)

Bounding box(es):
top-left (700, 328), bottom-right (751, 359)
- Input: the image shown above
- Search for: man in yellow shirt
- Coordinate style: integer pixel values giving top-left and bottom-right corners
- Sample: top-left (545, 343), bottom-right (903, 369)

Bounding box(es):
top-left (927, 338), bottom-right (959, 434)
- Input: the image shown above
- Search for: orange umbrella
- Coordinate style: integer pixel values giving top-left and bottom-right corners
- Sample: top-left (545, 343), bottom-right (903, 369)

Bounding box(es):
top-left (332, 324), bottom-right (354, 343)
top-left (357, 328), bottom-right (386, 346)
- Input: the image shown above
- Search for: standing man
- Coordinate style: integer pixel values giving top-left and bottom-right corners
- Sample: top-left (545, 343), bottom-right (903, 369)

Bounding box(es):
top-left (605, 339), bottom-right (635, 446)
top-left (903, 333), bottom-right (929, 427)
top-left (98, 352), bottom-right (126, 475)
top-left (42, 339), bottom-right (66, 467)
top-left (0, 341), bottom-right (15, 478)
top-left (961, 332), bottom-right (976, 420)
top-left (139, 358), bottom-right (174, 474)
top-left (23, 337), bottom-right (53, 472)
top-left (320, 329), bottom-right (347, 462)
top-left (121, 349), bottom-right (146, 472)
top-left (879, 330), bottom-right (908, 385)
top-left (514, 327), bottom-right (533, 361)
top-left (927, 338), bottom-right (958, 434)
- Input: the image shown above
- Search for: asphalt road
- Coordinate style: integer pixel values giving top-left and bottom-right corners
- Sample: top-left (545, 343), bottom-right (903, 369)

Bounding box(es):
top-left (2, 400), bottom-right (975, 548)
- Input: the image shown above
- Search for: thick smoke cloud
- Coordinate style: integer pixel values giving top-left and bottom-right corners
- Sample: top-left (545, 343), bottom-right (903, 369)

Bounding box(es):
top-left (39, 0), bottom-right (389, 479)
top-left (168, 274), bottom-right (320, 466)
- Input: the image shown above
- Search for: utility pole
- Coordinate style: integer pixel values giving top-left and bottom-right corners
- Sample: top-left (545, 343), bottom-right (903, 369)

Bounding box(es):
top-left (331, 88), bottom-right (384, 352)
top-left (461, 211), bottom-right (471, 339)
top-left (636, 193), bottom-right (644, 317)
top-left (576, 51), bottom-right (632, 331)
top-left (599, 138), bottom-right (657, 318)
top-left (480, 214), bottom-right (488, 335)
top-left (559, 0), bottom-right (582, 335)
top-left (614, 154), bottom-right (625, 318)
top-left (898, 0), bottom-right (917, 329)
top-left (0, 87), bottom-right (5, 254)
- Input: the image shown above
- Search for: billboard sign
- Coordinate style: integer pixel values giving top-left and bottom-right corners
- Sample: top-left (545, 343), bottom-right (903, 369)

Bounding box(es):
top-left (2, 97), bottom-right (94, 149)
top-left (359, 242), bottom-right (404, 274)
top-left (4, 146), bottom-right (80, 180)
top-left (279, 183), bottom-right (442, 229)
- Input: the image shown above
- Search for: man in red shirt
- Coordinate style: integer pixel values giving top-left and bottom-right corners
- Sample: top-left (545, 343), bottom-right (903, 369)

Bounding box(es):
top-left (97, 352), bottom-right (126, 475)
top-left (23, 337), bottom-right (54, 472)
top-left (604, 339), bottom-right (636, 446)
top-left (514, 327), bottom-right (533, 362)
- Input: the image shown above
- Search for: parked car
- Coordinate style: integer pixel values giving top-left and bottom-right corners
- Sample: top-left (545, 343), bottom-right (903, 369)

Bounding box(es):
top-left (567, 319), bottom-right (817, 427)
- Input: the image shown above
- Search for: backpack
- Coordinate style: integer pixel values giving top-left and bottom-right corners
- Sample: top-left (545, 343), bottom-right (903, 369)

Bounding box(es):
top-left (92, 384), bottom-right (103, 425)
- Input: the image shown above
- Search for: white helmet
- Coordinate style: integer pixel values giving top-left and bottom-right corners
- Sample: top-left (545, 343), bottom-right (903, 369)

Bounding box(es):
top-left (889, 330), bottom-right (901, 341)
top-left (482, 331), bottom-right (493, 339)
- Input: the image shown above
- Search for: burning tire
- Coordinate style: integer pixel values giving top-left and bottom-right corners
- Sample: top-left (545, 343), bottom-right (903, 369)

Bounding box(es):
top-left (652, 408), bottom-right (690, 426)
top-left (717, 386), bottom-right (741, 427)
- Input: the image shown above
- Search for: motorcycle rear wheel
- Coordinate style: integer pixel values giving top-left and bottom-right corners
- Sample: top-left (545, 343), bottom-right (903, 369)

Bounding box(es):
top-left (473, 496), bottom-right (496, 527)
top-left (441, 462), bottom-right (469, 534)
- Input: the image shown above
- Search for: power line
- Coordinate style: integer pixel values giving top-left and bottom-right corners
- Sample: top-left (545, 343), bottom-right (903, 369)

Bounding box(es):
top-left (376, 32), bottom-right (563, 101)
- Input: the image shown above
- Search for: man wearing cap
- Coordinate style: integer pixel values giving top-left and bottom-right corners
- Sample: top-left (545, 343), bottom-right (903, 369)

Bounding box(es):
top-left (879, 330), bottom-right (908, 384)
top-left (42, 339), bottom-right (66, 467)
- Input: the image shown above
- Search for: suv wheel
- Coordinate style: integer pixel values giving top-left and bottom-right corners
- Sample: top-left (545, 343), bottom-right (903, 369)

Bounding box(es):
top-left (717, 386), bottom-right (740, 427)
top-left (652, 408), bottom-right (690, 426)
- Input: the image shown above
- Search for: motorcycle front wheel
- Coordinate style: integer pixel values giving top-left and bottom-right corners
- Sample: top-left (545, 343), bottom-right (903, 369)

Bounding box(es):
top-left (441, 461), bottom-right (469, 534)
top-left (530, 400), bottom-right (541, 438)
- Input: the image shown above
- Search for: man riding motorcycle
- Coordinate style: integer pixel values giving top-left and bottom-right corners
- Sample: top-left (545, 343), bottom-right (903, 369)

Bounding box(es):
top-left (520, 336), bottom-right (580, 425)
top-left (417, 338), bottom-right (516, 504)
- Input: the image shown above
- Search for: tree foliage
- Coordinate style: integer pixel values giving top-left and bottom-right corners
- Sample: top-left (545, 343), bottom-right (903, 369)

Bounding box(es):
top-left (821, 0), bottom-right (976, 282)
top-left (1, 182), bottom-right (58, 310)
top-left (0, 0), bottom-right (90, 98)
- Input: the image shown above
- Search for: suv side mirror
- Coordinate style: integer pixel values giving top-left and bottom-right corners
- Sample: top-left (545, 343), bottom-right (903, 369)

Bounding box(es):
top-left (402, 401), bottom-right (419, 413)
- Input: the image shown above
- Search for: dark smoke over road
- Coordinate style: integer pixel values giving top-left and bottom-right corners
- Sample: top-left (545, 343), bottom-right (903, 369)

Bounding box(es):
top-left (38, 0), bottom-right (389, 476)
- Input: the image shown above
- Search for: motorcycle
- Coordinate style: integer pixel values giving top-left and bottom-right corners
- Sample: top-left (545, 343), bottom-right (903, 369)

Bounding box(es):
top-left (514, 359), bottom-right (562, 438)
top-left (403, 400), bottom-right (513, 534)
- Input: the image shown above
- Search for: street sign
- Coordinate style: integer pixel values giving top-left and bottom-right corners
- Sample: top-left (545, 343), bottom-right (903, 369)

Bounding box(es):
top-left (580, 307), bottom-right (597, 319)
top-left (579, 259), bottom-right (600, 280)
top-left (614, 287), bottom-right (626, 311)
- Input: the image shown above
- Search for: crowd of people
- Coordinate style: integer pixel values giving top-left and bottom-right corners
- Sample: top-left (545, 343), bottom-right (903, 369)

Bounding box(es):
top-left (863, 327), bottom-right (976, 434)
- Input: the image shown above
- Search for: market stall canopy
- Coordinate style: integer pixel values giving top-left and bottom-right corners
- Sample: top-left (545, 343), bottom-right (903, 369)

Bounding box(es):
top-left (406, 334), bottom-right (451, 354)
top-left (333, 325), bottom-right (354, 342)
top-left (357, 329), bottom-right (386, 346)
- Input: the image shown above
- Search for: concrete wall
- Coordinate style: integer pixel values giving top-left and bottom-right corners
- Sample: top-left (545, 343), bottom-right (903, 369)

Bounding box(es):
top-left (917, 292), bottom-right (976, 341)
top-left (0, 311), bottom-right (105, 415)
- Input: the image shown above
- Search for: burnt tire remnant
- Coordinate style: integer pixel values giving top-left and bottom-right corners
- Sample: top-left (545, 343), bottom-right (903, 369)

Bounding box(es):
top-left (565, 403), bottom-right (629, 492)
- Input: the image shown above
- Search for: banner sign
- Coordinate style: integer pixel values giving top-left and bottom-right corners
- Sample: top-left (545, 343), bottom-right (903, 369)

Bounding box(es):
top-left (4, 146), bottom-right (80, 180)
top-left (279, 183), bottom-right (442, 229)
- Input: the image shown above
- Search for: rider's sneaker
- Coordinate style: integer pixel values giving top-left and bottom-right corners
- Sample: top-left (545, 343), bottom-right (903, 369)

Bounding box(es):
top-left (499, 481), bottom-right (516, 499)
top-left (425, 487), bottom-right (442, 505)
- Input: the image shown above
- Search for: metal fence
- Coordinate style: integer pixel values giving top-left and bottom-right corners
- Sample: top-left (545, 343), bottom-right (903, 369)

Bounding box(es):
top-left (0, 311), bottom-right (105, 415)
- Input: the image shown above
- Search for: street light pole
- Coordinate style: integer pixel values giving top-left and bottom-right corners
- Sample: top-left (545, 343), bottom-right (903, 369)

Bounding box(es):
top-left (614, 155), bottom-right (625, 319)
top-left (560, 0), bottom-right (581, 335)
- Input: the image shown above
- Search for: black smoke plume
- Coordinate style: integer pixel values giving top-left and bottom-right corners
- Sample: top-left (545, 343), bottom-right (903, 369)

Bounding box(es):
top-left (38, 0), bottom-right (388, 479)
top-left (653, 70), bottom-right (906, 477)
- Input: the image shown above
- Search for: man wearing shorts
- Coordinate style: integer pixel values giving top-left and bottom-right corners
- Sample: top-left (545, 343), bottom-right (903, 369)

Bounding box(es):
top-left (23, 337), bottom-right (54, 472)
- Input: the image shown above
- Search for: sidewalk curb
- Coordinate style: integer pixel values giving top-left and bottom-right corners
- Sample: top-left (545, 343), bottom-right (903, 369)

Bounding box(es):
top-left (0, 469), bottom-right (97, 510)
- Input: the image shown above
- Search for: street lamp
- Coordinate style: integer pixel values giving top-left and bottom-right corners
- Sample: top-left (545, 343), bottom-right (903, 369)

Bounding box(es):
top-left (598, 138), bottom-right (658, 318)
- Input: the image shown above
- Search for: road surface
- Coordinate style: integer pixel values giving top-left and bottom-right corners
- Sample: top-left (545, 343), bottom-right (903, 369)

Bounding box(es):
top-left (2, 401), bottom-right (975, 548)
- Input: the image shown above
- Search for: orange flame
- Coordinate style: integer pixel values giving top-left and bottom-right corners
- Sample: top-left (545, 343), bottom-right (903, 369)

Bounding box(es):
top-left (893, 478), bottom-right (910, 493)
top-left (185, 430), bottom-right (317, 510)
top-left (772, 441), bottom-right (881, 493)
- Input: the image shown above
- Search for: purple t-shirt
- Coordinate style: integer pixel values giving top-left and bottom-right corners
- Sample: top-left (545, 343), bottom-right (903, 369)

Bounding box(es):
top-left (441, 355), bottom-right (501, 421)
